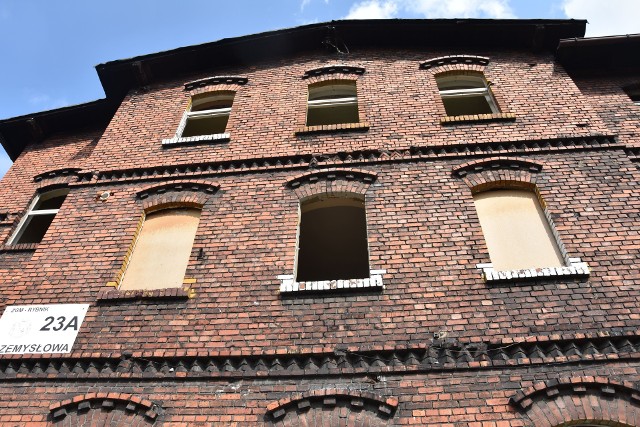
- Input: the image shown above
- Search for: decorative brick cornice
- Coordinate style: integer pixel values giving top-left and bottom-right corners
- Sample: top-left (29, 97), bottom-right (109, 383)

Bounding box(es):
top-left (303, 65), bottom-right (365, 79)
top-left (266, 389), bottom-right (397, 421)
top-left (3, 333), bottom-right (640, 381)
top-left (67, 135), bottom-right (619, 188)
top-left (184, 75), bottom-right (248, 91)
top-left (420, 55), bottom-right (490, 70)
top-left (50, 392), bottom-right (160, 423)
top-left (453, 156), bottom-right (543, 177)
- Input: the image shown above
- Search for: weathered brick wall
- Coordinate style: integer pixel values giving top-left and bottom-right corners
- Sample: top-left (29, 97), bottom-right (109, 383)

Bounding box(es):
top-left (2, 362), bottom-right (640, 425)
top-left (0, 149), bottom-right (639, 351)
top-left (84, 49), bottom-right (610, 173)
top-left (573, 74), bottom-right (640, 147)
top-left (1, 46), bottom-right (640, 426)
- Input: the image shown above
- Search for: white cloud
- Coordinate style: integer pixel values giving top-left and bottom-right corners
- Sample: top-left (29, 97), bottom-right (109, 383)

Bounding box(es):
top-left (404, 0), bottom-right (515, 18)
top-left (300, 0), bottom-right (312, 11)
top-left (345, 0), bottom-right (398, 19)
top-left (344, 0), bottom-right (515, 20)
top-left (561, 0), bottom-right (640, 37)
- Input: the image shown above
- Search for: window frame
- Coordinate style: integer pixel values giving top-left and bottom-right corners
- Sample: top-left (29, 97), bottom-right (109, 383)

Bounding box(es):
top-left (8, 188), bottom-right (69, 245)
top-left (306, 80), bottom-right (359, 127)
top-left (437, 73), bottom-right (500, 116)
top-left (177, 91), bottom-right (234, 138)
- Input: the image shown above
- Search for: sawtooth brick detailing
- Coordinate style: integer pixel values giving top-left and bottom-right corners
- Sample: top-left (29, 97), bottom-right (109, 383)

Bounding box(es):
top-left (2, 334), bottom-right (640, 379)
top-left (420, 55), bottom-right (490, 70)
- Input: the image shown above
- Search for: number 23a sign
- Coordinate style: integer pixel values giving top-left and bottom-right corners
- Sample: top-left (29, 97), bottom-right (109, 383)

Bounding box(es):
top-left (0, 304), bottom-right (89, 354)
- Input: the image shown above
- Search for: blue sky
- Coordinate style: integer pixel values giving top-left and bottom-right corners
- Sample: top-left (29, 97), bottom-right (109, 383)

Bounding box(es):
top-left (0, 0), bottom-right (638, 178)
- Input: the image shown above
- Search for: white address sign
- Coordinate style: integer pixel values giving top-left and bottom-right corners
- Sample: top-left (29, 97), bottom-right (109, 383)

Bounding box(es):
top-left (0, 304), bottom-right (90, 354)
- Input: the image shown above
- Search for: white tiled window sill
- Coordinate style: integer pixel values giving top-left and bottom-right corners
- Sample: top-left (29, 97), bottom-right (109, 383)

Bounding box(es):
top-left (279, 270), bottom-right (386, 294)
top-left (477, 258), bottom-right (590, 283)
top-left (162, 133), bottom-right (230, 146)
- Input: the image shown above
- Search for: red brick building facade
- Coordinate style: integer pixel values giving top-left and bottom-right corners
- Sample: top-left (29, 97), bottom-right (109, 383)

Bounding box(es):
top-left (1, 19), bottom-right (640, 426)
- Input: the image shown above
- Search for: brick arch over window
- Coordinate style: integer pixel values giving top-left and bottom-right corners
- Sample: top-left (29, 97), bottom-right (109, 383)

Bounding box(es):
top-left (135, 180), bottom-right (220, 211)
top-left (285, 168), bottom-right (377, 201)
top-left (33, 168), bottom-right (82, 188)
top-left (183, 75), bottom-right (248, 92)
top-left (420, 55), bottom-right (490, 71)
top-left (510, 377), bottom-right (640, 427)
top-left (49, 392), bottom-right (160, 426)
top-left (303, 64), bottom-right (365, 79)
top-left (266, 390), bottom-right (398, 426)
top-left (452, 156), bottom-right (544, 194)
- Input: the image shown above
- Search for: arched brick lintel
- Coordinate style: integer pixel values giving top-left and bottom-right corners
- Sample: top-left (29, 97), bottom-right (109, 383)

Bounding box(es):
top-left (452, 156), bottom-right (543, 177)
top-left (285, 168), bottom-right (377, 201)
top-left (303, 64), bottom-right (365, 80)
top-left (135, 180), bottom-right (220, 211)
top-left (49, 392), bottom-right (160, 423)
top-left (452, 157), bottom-right (543, 194)
top-left (510, 377), bottom-right (640, 427)
top-left (266, 389), bottom-right (398, 421)
top-left (420, 55), bottom-right (490, 70)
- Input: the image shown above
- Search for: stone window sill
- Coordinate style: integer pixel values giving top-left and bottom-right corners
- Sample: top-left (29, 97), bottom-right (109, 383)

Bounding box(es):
top-left (162, 133), bottom-right (230, 146)
top-left (477, 258), bottom-right (590, 283)
top-left (0, 243), bottom-right (38, 252)
top-left (440, 112), bottom-right (515, 125)
top-left (278, 270), bottom-right (385, 294)
top-left (295, 122), bottom-right (370, 135)
top-left (96, 287), bottom-right (194, 303)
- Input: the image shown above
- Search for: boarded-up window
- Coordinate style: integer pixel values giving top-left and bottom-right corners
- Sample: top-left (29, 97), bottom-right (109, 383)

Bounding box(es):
top-left (120, 208), bottom-right (201, 290)
top-left (9, 189), bottom-right (68, 244)
top-left (307, 80), bottom-right (359, 126)
top-left (296, 197), bottom-right (369, 282)
top-left (473, 190), bottom-right (565, 271)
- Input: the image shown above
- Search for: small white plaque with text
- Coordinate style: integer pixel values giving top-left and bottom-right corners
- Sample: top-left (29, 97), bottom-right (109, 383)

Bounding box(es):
top-left (0, 304), bottom-right (90, 354)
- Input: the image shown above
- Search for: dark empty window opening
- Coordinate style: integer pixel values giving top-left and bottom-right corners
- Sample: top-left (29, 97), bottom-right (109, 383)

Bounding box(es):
top-left (10, 189), bottom-right (69, 244)
top-left (296, 196), bottom-right (370, 282)
top-left (307, 81), bottom-right (359, 126)
top-left (436, 73), bottom-right (498, 116)
top-left (180, 91), bottom-right (234, 137)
